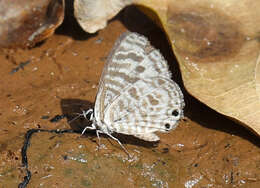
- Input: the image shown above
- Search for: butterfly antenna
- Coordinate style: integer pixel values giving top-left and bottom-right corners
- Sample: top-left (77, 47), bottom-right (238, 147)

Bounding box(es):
top-left (68, 113), bottom-right (82, 124)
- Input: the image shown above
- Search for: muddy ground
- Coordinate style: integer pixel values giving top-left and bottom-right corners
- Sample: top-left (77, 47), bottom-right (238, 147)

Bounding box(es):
top-left (0, 6), bottom-right (259, 188)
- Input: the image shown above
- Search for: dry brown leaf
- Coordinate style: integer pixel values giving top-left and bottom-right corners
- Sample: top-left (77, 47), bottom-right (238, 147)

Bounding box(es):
top-left (74, 0), bottom-right (260, 135)
top-left (0, 0), bottom-right (64, 48)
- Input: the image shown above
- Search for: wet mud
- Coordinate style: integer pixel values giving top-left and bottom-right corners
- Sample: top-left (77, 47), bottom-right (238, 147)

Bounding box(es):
top-left (0, 6), bottom-right (259, 188)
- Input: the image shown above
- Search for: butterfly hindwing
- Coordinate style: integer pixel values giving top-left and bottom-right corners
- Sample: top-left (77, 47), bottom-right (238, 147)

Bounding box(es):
top-left (104, 77), bottom-right (184, 141)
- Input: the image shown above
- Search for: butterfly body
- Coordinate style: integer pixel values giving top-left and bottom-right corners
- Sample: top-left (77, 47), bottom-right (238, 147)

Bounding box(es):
top-left (83, 32), bottom-right (184, 143)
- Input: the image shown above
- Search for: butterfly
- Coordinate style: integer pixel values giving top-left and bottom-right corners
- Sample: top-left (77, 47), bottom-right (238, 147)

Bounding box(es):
top-left (78, 32), bottom-right (185, 155)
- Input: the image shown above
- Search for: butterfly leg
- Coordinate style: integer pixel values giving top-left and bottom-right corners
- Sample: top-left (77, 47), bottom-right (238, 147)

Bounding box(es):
top-left (103, 132), bottom-right (131, 157)
top-left (95, 129), bottom-right (103, 147)
top-left (80, 124), bottom-right (103, 149)
top-left (81, 123), bottom-right (96, 135)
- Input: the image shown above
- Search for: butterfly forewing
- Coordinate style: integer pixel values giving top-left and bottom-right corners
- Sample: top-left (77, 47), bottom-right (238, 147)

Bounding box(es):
top-left (95, 32), bottom-right (172, 120)
top-left (94, 32), bottom-right (185, 141)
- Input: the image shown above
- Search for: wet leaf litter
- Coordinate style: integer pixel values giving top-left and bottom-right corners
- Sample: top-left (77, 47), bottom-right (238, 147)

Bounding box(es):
top-left (18, 30), bottom-right (185, 186)
top-left (17, 128), bottom-right (181, 188)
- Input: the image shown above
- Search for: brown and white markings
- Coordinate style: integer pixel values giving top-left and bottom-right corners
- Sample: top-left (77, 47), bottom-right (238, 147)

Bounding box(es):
top-left (81, 32), bottom-right (185, 155)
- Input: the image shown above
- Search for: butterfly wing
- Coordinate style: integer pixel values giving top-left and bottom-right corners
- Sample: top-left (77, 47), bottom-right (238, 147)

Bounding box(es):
top-left (104, 76), bottom-right (184, 141)
top-left (94, 32), bottom-right (172, 122)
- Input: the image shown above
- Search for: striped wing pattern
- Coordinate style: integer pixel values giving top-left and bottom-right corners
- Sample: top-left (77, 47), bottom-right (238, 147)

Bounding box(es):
top-left (94, 32), bottom-right (184, 141)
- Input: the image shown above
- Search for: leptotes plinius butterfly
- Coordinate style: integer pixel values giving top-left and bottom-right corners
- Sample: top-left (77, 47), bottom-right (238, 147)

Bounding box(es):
top-left (80, 32), bottom-right (185, 154)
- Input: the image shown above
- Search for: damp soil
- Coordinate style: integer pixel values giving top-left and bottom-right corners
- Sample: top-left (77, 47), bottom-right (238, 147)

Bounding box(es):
top-left (0, 6), bottom-right (259, 188)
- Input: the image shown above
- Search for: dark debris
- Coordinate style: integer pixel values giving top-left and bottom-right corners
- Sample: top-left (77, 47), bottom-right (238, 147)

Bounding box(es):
top-left (18, 129), bottom-right (78, 188)
top-left (41, 115), bottom-right (50, 120)
top-left (50, 114), bottom-right (67, 123)
top-left (10, 60), bottom-right (30, 74)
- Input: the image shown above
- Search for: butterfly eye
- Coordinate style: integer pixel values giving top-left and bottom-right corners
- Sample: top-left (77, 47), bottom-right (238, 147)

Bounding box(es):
top-left (172, 110), bottom-right (179, 116)
top-left (165, 123), bottom-right (171, 129)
